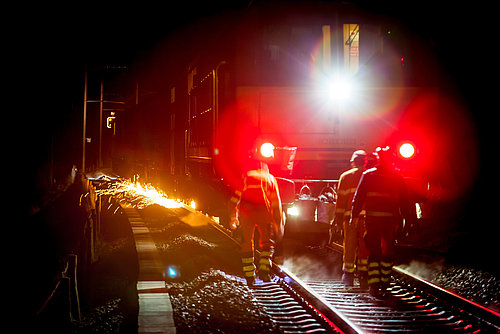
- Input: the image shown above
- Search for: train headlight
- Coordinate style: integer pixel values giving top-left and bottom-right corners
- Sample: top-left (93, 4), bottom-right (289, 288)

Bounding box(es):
top-left (287, 206), bottom-right (299, 216)
top-left (327, 77), bottom-right (354, 101)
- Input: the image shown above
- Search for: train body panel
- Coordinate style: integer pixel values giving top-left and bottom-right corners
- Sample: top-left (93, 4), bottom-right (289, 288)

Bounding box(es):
top-left (183, 62), bottom-right (439, 230)
top-left (231, 85), bottom-right (434, 179)
top-left (118, 2), bottom-right (479, 239)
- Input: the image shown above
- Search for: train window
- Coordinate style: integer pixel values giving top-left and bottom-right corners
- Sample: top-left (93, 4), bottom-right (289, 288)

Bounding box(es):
top-left (343, 24), bottom-right (359, 74)
top-left (322, 25), bottom-right (331, 70)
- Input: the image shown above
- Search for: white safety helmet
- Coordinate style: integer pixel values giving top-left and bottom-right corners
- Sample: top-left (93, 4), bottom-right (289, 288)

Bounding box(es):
top-left (350, 150), bottom-right (368, 168)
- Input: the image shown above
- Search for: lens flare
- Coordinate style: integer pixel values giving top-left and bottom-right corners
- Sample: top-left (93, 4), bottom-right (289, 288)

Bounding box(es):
top-left (167, 265), bottom-right (180, 279)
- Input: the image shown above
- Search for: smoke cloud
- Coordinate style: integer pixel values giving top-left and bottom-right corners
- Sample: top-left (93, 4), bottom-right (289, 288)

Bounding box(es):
top-left (283, 250), bottom-right (342, 281)
top-left (398, 259), bottom-right (445, 281)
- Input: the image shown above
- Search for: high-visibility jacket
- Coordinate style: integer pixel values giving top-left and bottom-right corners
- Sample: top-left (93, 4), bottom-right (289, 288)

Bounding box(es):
top-left (351, 166), bottom-right (411, 221)
top-left (232, 169), bottom-right (283, 238)
top-left (335, 167), bottom-right (365, 222)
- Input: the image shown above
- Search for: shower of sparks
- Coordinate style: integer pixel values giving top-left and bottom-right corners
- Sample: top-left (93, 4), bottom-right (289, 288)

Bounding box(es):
top-left (95, 179), bottom-right (183, 209)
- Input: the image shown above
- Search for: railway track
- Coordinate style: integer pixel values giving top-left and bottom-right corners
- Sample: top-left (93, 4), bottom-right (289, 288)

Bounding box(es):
top-left (106, 179), bottom-right (499, 333)
top-left (244, 277), bottom-right (340, 333)
top-left (210, 220), bottom-right (500, 333)
top-left (303, 278), bottom-right (492, 333)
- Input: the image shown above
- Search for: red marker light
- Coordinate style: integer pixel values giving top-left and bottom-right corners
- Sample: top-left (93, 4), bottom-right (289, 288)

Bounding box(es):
top-left (260, 142), bottom-right (275, 158)
top-left (399, 142), bottom-right (415, 159)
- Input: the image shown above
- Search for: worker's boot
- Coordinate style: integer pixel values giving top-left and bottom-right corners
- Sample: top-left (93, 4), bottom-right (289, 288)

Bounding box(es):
top-left (246, 276), bottom-right (255, 287)
top-left (369, 282), bottom-right (381, 297)
top-left (258, 270), bottom-right (271, 282)
top-left (358, 272), bottom-right (368, 290)
top-left (342, 272), bottom-right (354, 287)
top-left (379, 281), bottom-right (390, 298)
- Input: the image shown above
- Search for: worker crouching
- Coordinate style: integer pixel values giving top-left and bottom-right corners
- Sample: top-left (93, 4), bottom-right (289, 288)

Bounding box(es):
top-left (231, 160), bottom-right (282, 286)
top-left (350, 146), bottom-right (415, 297)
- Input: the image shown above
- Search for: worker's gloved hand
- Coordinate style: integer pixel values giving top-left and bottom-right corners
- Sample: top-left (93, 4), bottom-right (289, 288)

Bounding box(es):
top-left (348, 217), bottom-right (358, 227)
top-left (328, 223), bottom-right (335, 244)
top-left (230, 218), bottom-right (240, 230)
top-left (402, 219), bottom-right (412, 238)
top-left (329, 218), bottom-right (342, 244)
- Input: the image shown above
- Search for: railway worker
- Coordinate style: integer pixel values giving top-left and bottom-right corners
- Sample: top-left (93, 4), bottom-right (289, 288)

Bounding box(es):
top-left (351, 146), bottom-right (415, 296)
top-left (333, 150), bottom-right (369, 288)
top-left (230, 158), bottom-right (283, 286)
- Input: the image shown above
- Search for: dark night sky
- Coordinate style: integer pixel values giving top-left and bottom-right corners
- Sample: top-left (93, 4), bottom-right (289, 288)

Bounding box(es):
top-left (13, 1), bottom-right (497, 224)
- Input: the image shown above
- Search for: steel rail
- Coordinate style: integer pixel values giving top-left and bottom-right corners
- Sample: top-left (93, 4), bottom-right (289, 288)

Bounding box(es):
top-left (328, 241), bottom-right (500, 331)
top-left (393, 266), bottom-right (500, 328)
top-left (205, 213), bottom-right (499, 332)
top-left (205, 216), bottom-right (362, 333)
top-left (272, 266), bottom-right (363, 334)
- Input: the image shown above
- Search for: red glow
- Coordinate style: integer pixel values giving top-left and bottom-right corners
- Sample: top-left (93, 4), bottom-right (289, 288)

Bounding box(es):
top-left (214, 95), bottom-right (262, 192)
top-left (385, 91), bottom-right (479, 201)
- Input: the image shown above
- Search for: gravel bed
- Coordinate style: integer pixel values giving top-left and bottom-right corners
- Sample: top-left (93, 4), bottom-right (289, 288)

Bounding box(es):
top-left (168, 270), bottom-right (278, 333)
top-left (141, 205), bottom-right (279, 332)
top-left (432, 265), bottom-right (500, 311)
top-left (400, 260), bottom-right (500, 312)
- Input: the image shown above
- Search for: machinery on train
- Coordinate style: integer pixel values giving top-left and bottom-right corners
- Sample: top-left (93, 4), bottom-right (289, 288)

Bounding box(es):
top-left (113, 2), bottom-right (478, 245)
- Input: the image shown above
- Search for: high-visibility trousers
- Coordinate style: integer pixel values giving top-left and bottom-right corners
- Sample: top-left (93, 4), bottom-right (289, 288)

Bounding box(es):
top-left (364, 217), bottom-right (397, 286)
top-left (239, 204), bottom-right (274, 279)
top-left (342, 215), bottom-right (369, 275)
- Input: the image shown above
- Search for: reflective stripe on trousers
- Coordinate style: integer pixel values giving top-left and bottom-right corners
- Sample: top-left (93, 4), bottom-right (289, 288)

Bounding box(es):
top-left (367, 262), bottom-right (380, 285)
top-left (343, 262), bottom-right (355, 273)
top-left (343, 258), bottom-right (368, 274)
top-left (367, 260), bottom-right (393, 285)
top-left (380, 260), bottom-right (393, 283)
top-left (357, 258), bottom-right (368, 273)
top-left (242, 252), bottom-right (255, 278)
top-left (258, 250), bottom-right (272, 273)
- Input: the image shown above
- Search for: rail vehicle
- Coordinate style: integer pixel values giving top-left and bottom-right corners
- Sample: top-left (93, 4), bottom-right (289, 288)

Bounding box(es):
top-left (116, 2), bottom-right (478, 244)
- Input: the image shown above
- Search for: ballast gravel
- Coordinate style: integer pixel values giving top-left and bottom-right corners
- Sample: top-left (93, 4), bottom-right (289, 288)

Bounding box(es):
top-left (144, 205), bottom-right (279, 333)
top-left (167, 270), bottom-right (277, 333)
top-left (432, 266), bottom-right (500, 311)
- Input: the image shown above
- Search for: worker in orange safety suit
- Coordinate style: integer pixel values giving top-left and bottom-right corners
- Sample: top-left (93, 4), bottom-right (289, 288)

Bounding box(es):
top-left (230, 159), bottom-right (283, 286)
top-left (351, 146), bottom-right (415, 296)
top-left (333, 150), bottom-right (369, 288)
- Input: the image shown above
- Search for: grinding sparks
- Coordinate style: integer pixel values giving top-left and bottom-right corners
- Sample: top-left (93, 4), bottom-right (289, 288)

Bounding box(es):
top-left (124, 182), bottom-right (183, 208)
top-left (96, 179), bottom-right (183, 209)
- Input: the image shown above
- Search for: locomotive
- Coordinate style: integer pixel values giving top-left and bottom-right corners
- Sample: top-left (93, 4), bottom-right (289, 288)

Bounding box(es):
top-left (115, 2), bottom-right (478, 245)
